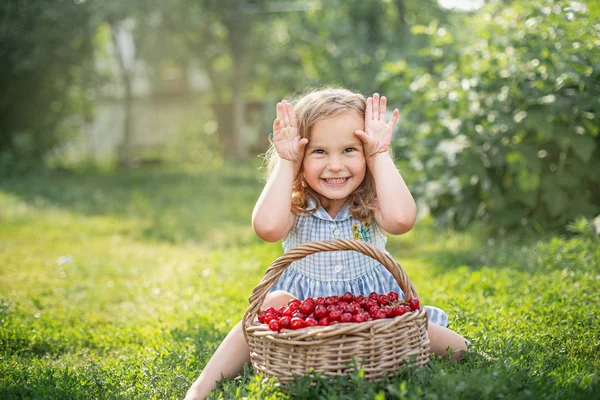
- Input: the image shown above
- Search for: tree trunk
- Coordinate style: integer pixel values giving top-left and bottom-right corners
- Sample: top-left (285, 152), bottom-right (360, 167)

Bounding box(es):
top-left (119, 79), bottom-right (134, 169)
top-left (111, 23), bottom-right (135, 169)
top-left (228, 5), bottom-right (249, 159)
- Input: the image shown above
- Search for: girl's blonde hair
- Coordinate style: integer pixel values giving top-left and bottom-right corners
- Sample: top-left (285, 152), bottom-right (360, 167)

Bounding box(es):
top-left (264, 87), bottom-right (378, 221)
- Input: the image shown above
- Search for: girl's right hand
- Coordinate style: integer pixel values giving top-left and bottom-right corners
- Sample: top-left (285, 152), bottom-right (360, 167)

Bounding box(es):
top-left (273, 100), bottom-right (309, 165)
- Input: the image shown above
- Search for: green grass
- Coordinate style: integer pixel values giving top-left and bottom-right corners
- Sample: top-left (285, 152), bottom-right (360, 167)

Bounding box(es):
top-left (1, 165), bottom-right (598, 399)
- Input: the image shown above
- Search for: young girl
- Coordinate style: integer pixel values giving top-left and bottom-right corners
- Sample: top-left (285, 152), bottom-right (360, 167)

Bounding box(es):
top-left (185, 88), bottom-right (469, 400)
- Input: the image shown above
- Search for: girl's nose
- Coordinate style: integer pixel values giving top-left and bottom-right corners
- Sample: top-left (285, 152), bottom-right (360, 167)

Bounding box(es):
top-left (327, 156), bottom-right (343, 171)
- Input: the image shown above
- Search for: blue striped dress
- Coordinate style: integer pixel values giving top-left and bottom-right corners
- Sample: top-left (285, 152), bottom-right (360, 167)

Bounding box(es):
top-left (269, 197), bottom-right (448, 327)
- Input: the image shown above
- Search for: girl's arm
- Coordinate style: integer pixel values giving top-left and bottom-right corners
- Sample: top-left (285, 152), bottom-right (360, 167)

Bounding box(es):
top-left (252, 100), bottom-right (308, 242)
top-left (252, 158), bottom-right (298, 242)
top-left (355, 93), bottom-right (416, 235)
top-left (368, 152), bottom-right (417, 234)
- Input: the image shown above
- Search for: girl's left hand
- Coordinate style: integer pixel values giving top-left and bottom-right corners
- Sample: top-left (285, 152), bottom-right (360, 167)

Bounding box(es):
top-left (354, 93), bottom-right (399, 161)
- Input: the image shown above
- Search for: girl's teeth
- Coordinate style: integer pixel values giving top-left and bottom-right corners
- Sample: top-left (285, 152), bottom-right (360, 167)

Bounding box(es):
top-left (326, 178), bottom-right (347, 184)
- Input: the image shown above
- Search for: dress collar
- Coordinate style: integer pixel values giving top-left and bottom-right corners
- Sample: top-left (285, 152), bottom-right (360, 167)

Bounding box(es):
top-left (307, 196), bottom-right (352, 221)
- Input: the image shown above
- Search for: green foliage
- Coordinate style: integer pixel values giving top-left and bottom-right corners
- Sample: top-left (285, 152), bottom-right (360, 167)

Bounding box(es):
top-left (1, 166), bottom-right (599, 399)
top-left (0, 0), bottom-right (97, 170)
top-left (384, 0), bottom-right (600, 231)
top-left (249, 0), bottom-right (447, 98)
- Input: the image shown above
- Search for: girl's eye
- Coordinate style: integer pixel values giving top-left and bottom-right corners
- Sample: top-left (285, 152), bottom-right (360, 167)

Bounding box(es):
top-left (344, 147), bottom-right (357, 153)
top-left (313, 149), bottom-right (325, 154)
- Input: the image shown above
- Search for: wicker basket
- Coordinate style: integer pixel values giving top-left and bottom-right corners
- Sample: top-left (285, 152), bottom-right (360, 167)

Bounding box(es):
top-left (242, 239), bottom-right (431, 382)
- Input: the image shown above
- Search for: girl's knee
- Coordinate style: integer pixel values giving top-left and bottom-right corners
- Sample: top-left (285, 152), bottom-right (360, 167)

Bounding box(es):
top-left (262, 290), bottom-right (296, 310)
top-left (427, 322), bottom-right (442, 343)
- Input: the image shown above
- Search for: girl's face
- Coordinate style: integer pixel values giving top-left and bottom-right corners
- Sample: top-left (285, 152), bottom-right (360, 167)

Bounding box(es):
top-left (302, 111), bottom-right (366, 215)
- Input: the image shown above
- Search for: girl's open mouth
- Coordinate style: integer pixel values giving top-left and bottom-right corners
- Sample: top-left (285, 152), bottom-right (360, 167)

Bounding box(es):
top-left (322, 177), bottom-right (349, 186)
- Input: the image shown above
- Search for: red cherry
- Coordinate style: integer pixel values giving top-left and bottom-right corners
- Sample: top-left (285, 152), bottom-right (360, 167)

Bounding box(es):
top-left (326, 305), bottom-right (339, 314)
top-left (378, 294), bottom-right (390, 306)
top-left (278, 316), bottom-right (291, 329)
top-left (368, 306), bottom-right (380, 318)
top-left (356, 296), bottom-right (367, 308)
top-left (375, 309), bottom-right (388, 319)
top-left (277, 306), bottom-right (286, 316)
top-left (384, 305), bottom-right (394, 317)
top-left (329, 310), bottom-right (342, 321)
top-left (268, 319), bottom-right (281, 332)
top-left (340, 312), bottom-right (353, 323)
top-left (342, 292), bottom-right (355, 302)
top-left (391, 306), bottom-right (406, 317)
top-left (282, 306), bottom-right (293, 317)
top-left (408, 298), bottom-right (420, 310)
top-left (258, 311), bottom-right (268, 323)
top-left (263, 313), bottom-right (277, 324)
top-left (291, 311), bottom-right (306, 320)
top-left (305, 317), bottom-right (318, 327)
top-left (263, 306), bottom-right (277, 315)
top-left (290, 317), bottom-right (306, 330)
top-left (284, 304), bottom-right (300, 316)
top-left (288, 299), bottom-right (301, 307)
top-left (366, 298), bottom-right (378, 309)
top-left (300, 299), bottom-right (315, 314)
top-left (404, 305), bottom-right (412, 313)
top-left (369, 292), bottom-right (379, 301)
top-left (318, 317), bottom-right (330, 326)
top-left (388, 292), bottom-right (399, 302)
top-left (342, 303), bottom-right (355, 314)
top-left (329, 320), bottom-right (340, 325)
top-left (353, 314), bottom-right (367, 323)
top-left (314, 304), bottom-right (328, 319)
top-left (324, 296), bottom-right (336, 306)
top-left (316, 297), bottom-right (325, 305)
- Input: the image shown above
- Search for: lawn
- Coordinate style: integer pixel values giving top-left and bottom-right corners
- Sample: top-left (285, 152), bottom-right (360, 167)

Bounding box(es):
top-left (1, 165), bottom-right (598, 399)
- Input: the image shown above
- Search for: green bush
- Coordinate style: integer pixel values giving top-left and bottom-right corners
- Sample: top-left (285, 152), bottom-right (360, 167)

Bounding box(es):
top-left (384, 0), bottom-right (600, 231)
top-left (0, 0), bottom-right (97, 171)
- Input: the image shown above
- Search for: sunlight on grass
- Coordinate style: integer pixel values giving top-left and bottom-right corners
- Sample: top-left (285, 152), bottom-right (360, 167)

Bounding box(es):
top-left (1, 165), bottom-right (598, 399)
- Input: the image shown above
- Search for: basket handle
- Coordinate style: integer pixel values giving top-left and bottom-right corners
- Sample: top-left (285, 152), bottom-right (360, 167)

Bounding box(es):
top-left (243, 239), bottom-right (419, 336)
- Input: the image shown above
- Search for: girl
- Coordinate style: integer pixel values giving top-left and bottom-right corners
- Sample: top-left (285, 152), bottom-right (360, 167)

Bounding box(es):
top-left (185, 88), bottom-right (469, 400)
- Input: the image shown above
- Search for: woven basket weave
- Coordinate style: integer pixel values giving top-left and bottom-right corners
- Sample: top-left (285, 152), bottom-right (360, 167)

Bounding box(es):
top-left (242, 239), bottom-right (431, 382)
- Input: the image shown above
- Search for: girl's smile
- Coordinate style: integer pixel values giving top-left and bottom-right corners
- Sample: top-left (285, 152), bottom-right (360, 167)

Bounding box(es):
top-left (321, 177), bottom-right (350, 186)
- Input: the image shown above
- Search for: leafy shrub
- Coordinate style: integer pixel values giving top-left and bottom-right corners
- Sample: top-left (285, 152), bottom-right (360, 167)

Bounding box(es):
top-left (385, 0), bottom-right (600, 231)
top-left (0, 0), bottom-right (97, 171)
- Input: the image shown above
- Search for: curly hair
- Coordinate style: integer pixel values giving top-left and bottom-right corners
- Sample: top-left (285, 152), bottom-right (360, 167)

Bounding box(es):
top-left (263, 87), bottom-right (378, 222)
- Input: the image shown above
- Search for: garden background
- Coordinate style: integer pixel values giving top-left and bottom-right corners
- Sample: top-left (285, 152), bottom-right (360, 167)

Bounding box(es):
top-left (1, 0), bottom-right (599, 398)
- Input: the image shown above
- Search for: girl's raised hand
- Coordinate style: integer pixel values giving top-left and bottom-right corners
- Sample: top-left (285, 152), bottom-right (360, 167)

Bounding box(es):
top-left (354, 93), bottom-right (399, 161)
top-left (273, 100), bottom-right (309, 165)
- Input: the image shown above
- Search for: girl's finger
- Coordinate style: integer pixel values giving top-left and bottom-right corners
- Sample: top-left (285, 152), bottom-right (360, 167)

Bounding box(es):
top-left (286, 101), bottom-right (298, 128)
top-left (273, 118), bottom-right (281, 134)
top-left (365, 97), bottom-right (373, 122)
top-left (282, 100), bottom-right (292, 127)
top-left (379, 96), bottom-right (387, 121)
top-left (373, 93), bottom-right (380, 120)
top-left (276, 102), bottom-right (285, 126)
top-left (297, 138), bottom-right (309, 153)
top-left (388, 108), bottom-right (400, 128)
top-left (354, 130), bottom-right (369, 144)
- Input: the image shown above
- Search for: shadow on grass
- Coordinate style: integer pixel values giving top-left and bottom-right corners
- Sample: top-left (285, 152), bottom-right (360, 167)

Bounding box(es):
top-left (0, 166), bottom-right (263, 245)
top-left (0, 316), bottom-right (233, 400)
top-left (394, 234), bottom-right (599, 276)
top-left (208, 349), bottom-right (599, 400)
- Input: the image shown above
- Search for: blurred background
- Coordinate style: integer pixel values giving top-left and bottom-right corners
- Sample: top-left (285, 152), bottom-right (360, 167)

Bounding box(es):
top-left (1, 0), bottom-right (598, 233)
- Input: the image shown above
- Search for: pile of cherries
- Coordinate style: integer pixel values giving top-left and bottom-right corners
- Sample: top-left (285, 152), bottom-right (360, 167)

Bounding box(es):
top-left (258, 291), bottom-right (420, 332)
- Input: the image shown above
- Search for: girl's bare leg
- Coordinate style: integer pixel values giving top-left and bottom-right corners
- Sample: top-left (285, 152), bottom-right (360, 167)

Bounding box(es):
top-left (184, 291), bottom-right (296, 400)
top-left (427, 323), bottom-right (469, 360)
